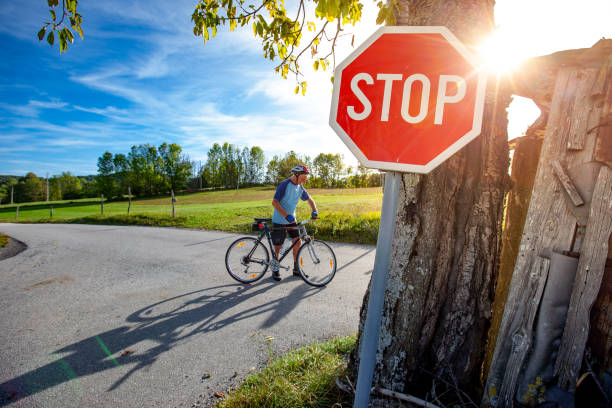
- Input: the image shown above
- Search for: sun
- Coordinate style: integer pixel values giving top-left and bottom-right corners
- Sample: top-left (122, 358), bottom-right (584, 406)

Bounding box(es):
top-left (476, 29), bottom-right (530, 73)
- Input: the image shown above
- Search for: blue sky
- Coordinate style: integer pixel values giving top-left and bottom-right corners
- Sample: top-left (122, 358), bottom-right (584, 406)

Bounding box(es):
top-left (1, 0), bottom-right (611, 177)
top-left (1, 0), bottom-right (370, 176)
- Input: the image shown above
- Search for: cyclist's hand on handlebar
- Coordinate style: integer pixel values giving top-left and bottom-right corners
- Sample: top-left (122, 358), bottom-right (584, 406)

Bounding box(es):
top-left (285, 214), bottom-right (296, 223)
top-left (311, 211), bottom-right (318, 220)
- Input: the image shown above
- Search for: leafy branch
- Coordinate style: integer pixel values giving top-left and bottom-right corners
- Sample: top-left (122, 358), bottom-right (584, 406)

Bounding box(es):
top-left (38, 0), bottom-right (83, 54)
top-left (192, 0), bottom-right (366, 95)
top-left (37, 0), bottom-right (398, 91)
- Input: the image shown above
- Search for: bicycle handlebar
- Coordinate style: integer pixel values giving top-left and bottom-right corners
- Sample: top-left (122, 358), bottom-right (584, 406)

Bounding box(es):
top-left (253, 217), bottom-right (315, 228)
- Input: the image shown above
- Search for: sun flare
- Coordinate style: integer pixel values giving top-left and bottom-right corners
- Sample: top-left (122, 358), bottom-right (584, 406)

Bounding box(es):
top-left (476, 30), bottom-right (530, 73)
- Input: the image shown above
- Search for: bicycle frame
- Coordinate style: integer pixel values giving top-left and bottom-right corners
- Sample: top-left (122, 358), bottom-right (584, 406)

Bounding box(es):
top-left (250, 221), bottom-right (311, 267)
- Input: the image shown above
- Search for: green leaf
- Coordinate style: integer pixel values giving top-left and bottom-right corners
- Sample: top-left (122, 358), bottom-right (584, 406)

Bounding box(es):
top-left (376, 6), bottom-right (387, 25)
top-left (47, 31), bottom-right (55, 46)
top-left (50, 10), bottom-right (56, 21)
top-left (59, 30), bottom-right (67, 53)
top-left (38, 27), bottom-right (47, 41)
top-left (65, 0), bottom-right (76, 14)
top-left (65, 28), bottom-right (74, 43)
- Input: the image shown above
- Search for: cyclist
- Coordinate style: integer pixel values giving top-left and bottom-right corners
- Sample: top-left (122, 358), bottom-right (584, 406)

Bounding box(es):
top-left (270, 164), bottom-right (318, 281)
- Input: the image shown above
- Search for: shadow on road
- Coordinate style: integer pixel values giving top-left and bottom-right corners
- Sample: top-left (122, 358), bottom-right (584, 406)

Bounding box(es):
top-left (0, 279), bottom-right (321, 405)
top-left (183, 235), bottom-right (235, 247)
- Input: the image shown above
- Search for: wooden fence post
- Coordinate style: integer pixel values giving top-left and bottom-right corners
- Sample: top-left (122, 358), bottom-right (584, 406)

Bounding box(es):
top-left (15, 206), bottom-right (18, 220)
top-left (101, 194), bottom-right (104, 215)
top-left (127, 187), bottom-right (132, 215)
top-left (171, 190), bottom-right (176, 218)
top-left (50, 205), bottom-right (53, 218)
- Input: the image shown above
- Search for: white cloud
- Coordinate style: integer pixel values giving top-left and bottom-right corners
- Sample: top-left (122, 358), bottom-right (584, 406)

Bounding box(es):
top-left (0, 98), bottom-right (68, 118)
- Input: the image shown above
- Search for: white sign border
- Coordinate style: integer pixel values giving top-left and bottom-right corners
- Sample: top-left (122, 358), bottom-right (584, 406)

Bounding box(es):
top-left (329, 26), bottom-right (487, 174)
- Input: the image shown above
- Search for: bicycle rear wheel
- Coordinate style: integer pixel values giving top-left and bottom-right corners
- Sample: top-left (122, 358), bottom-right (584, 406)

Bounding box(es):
top-left (225, 237), bottom-right (269, 283)
top-left (296, 239), bottom-right (337, 287)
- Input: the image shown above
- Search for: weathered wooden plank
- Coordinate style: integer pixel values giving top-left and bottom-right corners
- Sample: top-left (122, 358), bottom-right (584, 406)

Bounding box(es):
top-left (590, 55), bottom-right (610, 97)
top-left (486, 42), bottom-right (612, 407)
top-left (594, 56), bottom-right (612, 166)
top-left (484, 68), bottom-right (578, 407)
top-left (588, 258), bottom-right (612, 372)
top-left (552, 160), bottom-right (584, 207)
top-left (567, 68), bottom-right (601, 150)
top-left (496, 256), bottom-right (550, 407)
top-left (555, 165), bottom-right (612, 389)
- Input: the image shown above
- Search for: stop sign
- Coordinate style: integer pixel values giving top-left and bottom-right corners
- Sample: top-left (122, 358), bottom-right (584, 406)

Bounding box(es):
top-left (330, 26), bottom-right (487, 173)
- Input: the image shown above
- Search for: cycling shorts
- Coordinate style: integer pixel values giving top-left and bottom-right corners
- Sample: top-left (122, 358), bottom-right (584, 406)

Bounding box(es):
top-left (271, 222), bottom-right (299, 246)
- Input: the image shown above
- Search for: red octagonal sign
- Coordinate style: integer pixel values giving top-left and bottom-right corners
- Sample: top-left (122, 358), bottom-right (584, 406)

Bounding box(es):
top-left (330, 26), bottom-right (487, 173)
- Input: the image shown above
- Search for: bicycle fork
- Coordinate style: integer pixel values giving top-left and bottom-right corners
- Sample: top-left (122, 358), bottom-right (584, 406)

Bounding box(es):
top-left (306, 242), bottom-right (321, 264)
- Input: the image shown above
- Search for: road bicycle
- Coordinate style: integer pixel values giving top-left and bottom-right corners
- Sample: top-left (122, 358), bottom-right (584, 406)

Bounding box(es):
top-left (224, 218), bottom-right (337, 287)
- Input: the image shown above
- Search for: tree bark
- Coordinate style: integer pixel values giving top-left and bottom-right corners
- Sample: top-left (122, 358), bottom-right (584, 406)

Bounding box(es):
top-left (350, 0), bottom-right (511, 400)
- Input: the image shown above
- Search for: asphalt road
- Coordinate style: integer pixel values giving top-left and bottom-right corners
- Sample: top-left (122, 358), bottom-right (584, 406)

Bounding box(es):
top-left (0, 223), bottom-right (374, 408)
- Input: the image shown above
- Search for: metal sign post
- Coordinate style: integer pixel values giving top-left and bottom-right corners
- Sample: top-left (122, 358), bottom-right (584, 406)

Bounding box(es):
top-left (353, 171), bottom-right (401, 408)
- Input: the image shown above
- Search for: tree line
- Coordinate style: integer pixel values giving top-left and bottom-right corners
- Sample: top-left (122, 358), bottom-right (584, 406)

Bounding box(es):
top-left (0, 173), bottom-right (96, 204)
top-left (96, 143), bottom-right (193, 199)
top-left (0, 141), bottom-right (382, 204)
top-left (264, 150), bottom-right (382, 188)
top-left (200, 142), bottom-right (382, 189)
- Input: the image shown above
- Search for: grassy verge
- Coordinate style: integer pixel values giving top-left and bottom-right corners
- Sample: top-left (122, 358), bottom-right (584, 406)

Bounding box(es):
top-left (0, 233), bottom-right (8, 248)
top-left (218, 335), bottom-right (355, 408)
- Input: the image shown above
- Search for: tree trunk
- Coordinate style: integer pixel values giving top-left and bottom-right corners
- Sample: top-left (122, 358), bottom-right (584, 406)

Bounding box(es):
top-left (350, 0), bottom-right (511, 400)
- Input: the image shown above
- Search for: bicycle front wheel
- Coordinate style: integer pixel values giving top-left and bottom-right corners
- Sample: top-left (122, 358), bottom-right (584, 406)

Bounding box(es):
top-left (225, 237), bottom-right (269, 283)
top-left (296, 240), bottom-right (337, 287)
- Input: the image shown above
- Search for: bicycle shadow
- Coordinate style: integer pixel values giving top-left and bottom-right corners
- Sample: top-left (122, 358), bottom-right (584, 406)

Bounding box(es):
top-left (0, 279), bottom-right (321, 406)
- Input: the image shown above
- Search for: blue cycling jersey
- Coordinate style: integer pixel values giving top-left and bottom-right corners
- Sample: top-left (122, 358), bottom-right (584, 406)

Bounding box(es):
top-left (272, 178), bottom-right (310, 224)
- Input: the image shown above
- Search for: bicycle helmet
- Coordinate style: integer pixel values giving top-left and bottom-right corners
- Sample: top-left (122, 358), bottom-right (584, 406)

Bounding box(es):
top-left (291, 164), bottom-right (310, 174)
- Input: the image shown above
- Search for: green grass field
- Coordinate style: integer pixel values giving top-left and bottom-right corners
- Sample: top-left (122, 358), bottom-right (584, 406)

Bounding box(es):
top-left (0, 187), bottom-right (383, 244)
